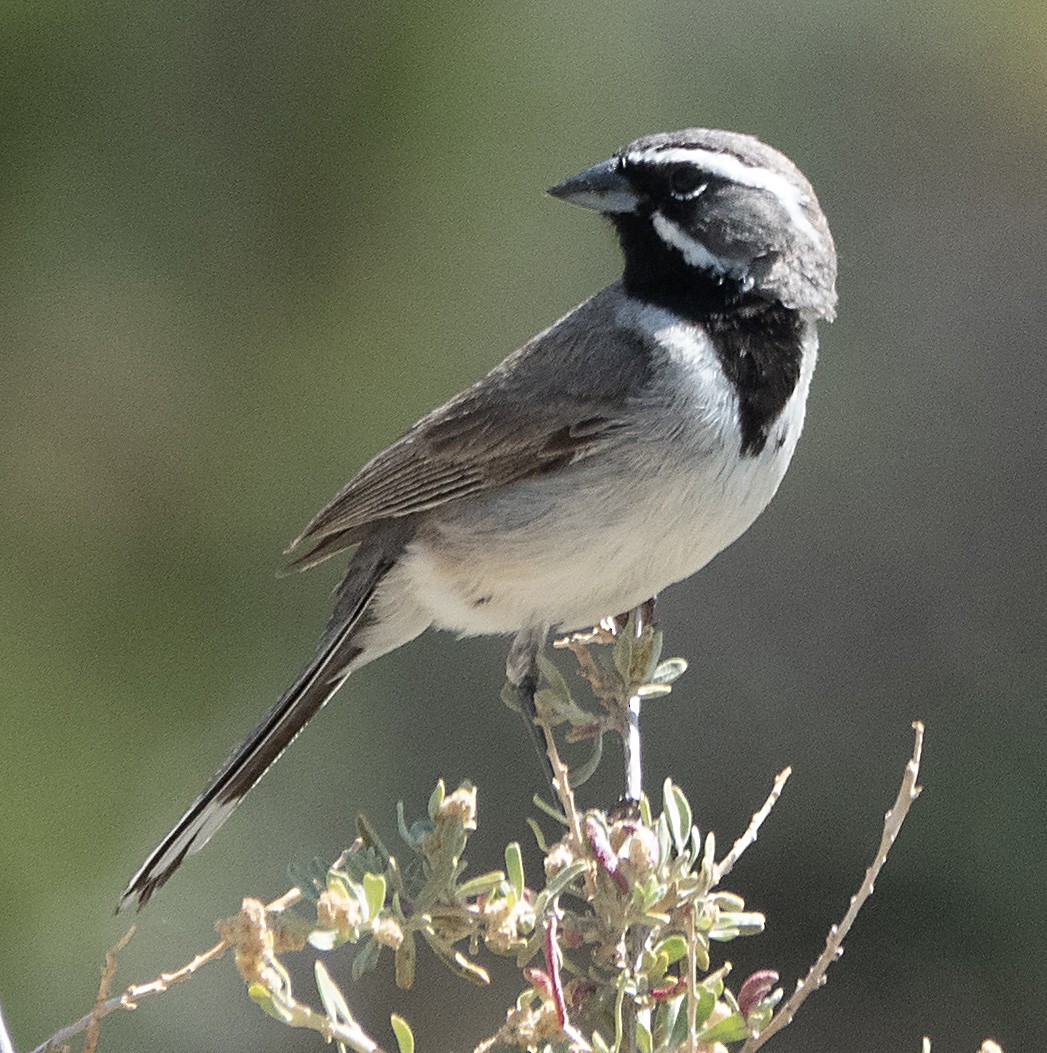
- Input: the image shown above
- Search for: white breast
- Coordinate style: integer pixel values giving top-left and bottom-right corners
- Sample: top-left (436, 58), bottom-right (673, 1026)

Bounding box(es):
top-left (395, 301), bottom-right (818, 636)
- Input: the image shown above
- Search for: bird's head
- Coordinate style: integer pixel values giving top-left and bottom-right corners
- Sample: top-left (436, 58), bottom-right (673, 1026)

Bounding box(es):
top-left (549, 128), bottom-right (837, 321)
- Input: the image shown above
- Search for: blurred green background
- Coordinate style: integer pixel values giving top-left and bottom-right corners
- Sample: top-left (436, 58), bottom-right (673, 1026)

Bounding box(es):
top-left (2, 0), bottom-right (1044, 1050)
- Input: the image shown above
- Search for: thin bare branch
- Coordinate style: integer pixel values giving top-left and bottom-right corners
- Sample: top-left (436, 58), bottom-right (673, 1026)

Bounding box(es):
top-left (83, 927), bottom-right (135, 1053)
top-left (539, 718), bottom-right (601, 906)
top-left (266, 973), bottom-right (391, 1053)
top-left (544, 913), bottom-right (568, 1029)
top-left (714, 767), bottom-right (792, 885)
top-left (741, 722), bottom-right (925, 1052)
top-left (686, 903), bottom-right (698, 1053)
top-left (27, 888), bottom-right (303, 1053)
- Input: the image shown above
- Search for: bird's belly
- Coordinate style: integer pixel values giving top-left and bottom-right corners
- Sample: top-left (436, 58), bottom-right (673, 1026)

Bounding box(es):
top-left (399, 430), bottom-right (798, 636)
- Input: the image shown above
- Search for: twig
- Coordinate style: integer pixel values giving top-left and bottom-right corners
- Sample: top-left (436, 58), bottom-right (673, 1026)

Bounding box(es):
top-left (265, 976), bottom-right (391, 1053)
top-left (713, 767), bottom-right (792, 885)
top-left (623, 690), bottom-right (642, 803)
top-left (540, 719), bottom-right (599, 903)
top-left (621, 606), bottom-right (652, 1053)
top-left (685, 904), bottom-right (698, 1053)
top-left (540, 720), bottom-right (586, 851)
top-left (84, 927), bottom-right (135, 1053)
top-left (27, 888), bottom-right (303, 1053)
top-left (555, 630), bottom-right (616, 703)
top-left (545, 912), bottom-right (568, 1029)
top-left (741, 722), bottom-right (925, 1052)
top-left (0, 1003), bottom-right (16, 1053)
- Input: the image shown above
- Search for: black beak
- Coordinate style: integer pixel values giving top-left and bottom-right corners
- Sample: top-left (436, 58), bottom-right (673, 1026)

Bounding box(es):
top-left (547, 157), bottom-right (639, 214)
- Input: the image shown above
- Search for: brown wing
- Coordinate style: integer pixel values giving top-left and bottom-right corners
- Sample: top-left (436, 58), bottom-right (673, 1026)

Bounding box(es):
top-left (285, 391), bottom-right (627, 569)
top-left (286, 289), bottom-right (658, 569)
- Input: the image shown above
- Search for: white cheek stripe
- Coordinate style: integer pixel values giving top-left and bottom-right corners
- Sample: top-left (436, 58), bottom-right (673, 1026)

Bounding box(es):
top-left (629, 145), bottom-right (822, 245)
top-left (651, 212), bottom-right (740, 276)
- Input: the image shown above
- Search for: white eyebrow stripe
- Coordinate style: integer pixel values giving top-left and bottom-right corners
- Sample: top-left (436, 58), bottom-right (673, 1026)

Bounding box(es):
top-left (628, 145), bottom-right (822, 245)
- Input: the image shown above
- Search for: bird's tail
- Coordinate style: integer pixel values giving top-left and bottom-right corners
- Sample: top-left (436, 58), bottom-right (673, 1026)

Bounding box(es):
top-left (118, 549), bottom-right (398, 912)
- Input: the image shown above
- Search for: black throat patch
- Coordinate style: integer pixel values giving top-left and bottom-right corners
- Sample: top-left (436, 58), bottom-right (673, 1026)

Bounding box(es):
top-left (612, 212), bottom-right (805, 457)
top-left (705, 304), bottom-right (804, 456)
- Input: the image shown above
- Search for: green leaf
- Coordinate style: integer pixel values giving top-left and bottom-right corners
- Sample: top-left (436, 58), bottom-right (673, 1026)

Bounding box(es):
top-left (394, 932), bottom-right (417, 990)
top-left (698, 1011), bottom-right (749, 1044)
top-left (662, 779), bottom-right (692, 854)
top-left (636, 1013), bottom-right (653, 1053)
top-left (421, 928), bottom-right (491, 985)
top-left (702, 967), bottom-right (728, 997)
top-left (527, 817), bottom-right (551, 852)
top-left (541, 859), bottom-right (589, 902)
top-left (391, 1014), bottom-right (415, 1053)
top-left (654, 935), bottom-right (688, 965)
top-left (656, 814), bottom-right (671, 866)
top-left (700, 831), bottom-right (716, 891)
top-left (500, 681), bottom-right (522, 713)
top-left (351, 936), bottom-right (381, 981)
top-left (363, 872), bottom-right (387, 920)
top-left (646, 950), bottom-right (670, 985)
top-left (315, 961), bottom-right (355, 1026)
top-left (248, 983), bottom-right (293, 1023)
top-left (505, 842), bottom-right (525, 900)
top-left (395, 808), bottom-right (435, 850)
top-left (638, 793), bottom-right (653, 826)
top-left (687, 825), bottom-right (703, 866)
top-left (662, 779), bottom-right (681, 849)
top-left (642, 628), bottom-right (664, 680)
top-left (635, 682), bottom-right (673, 699)
top-left (652, 658), bottom-right (688, 685)
top-left (356, 812), bottom-right (391, 863)
top-left (710, 911), bottom-right (765, 940)
top-left (662, 986), bottom-right (717, 1049)
top-left (653, 992), bottom-right (682, 1051)
top-left (537, 654), bottom-right (572, 705)
top-left (536, 686), bottom-right (592, 728)
top-left (532, 794), bottom-right (568, 824)
top-left (396, 800), bottom-right (413, 846)
top-left (287, 857), bottom-right (332, 902)
top-left (746, 999), bottom-right (777, 1033)
top-left (447, 950), bottom-right (492, 987)
top-left (694, 984), bottom-right (718, 1028)
top-left (613, 629), bottom-right (634, 682)
top-left (670, 784), bottom-right (693, 853)
top-left (457, 870), bottom-right (507, 899)
top-left (428, 779), bottom-right (446, 820)
top-left (568, 727), bottom-right (604, 785)
top-left (307, 928), bottom-right (340, 951)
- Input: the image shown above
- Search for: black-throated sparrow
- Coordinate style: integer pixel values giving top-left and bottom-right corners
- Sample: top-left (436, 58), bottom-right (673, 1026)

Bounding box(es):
top-left (120, 128), bottom-right (837, 910)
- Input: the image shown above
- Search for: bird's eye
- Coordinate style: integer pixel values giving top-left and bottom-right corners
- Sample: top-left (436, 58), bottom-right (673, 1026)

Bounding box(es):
top-left (667, 165), bottom-right (707, 199)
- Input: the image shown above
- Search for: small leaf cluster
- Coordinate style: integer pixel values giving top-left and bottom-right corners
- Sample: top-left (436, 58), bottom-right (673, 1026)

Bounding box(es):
top-left (482, 778), bottom-right (780, 1053)
top-left (238, 627), bottom-right (784, 1052)
top-left (502, 625), bottom-right (688, 785)
top-left (273, 774), bottom-right (779, 1053)
top-left (298, 780), bottom-right (520, 989)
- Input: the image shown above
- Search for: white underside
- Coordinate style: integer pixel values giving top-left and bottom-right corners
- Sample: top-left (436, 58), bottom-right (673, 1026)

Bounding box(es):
top-left (362, 297), bottom-right (817, 647)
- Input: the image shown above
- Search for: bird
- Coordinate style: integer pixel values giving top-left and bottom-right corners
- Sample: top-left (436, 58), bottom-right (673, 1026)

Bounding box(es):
top-left (119, 128), bottom-right (837, 911)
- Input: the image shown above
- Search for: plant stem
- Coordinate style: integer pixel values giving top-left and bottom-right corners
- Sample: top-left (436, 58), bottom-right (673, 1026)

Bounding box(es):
top-left (624, 690), bottom-right (642, 803)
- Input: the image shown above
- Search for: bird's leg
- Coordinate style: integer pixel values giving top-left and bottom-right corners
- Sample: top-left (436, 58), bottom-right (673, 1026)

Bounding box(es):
top-left (506, 625), bottom-right (554, 788)
top-left (620, 596), bottom-right (657, 804)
